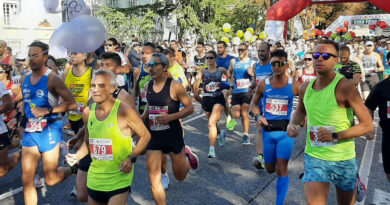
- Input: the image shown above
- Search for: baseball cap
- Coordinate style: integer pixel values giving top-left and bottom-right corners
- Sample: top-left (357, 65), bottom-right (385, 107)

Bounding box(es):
top-left (365, 41), bottom-right (374, 46)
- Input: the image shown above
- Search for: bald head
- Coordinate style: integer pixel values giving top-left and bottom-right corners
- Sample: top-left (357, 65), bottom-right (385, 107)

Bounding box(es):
top-left (257, 42), bottom-right (271, 62)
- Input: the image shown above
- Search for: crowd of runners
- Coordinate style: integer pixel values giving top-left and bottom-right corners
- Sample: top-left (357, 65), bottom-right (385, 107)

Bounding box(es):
top-left (0, 34), bottom-right (389, 205)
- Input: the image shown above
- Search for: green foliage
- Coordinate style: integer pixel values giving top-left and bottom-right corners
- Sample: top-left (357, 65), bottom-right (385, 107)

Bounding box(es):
top-left (96, 6), bottom-right (130, 40)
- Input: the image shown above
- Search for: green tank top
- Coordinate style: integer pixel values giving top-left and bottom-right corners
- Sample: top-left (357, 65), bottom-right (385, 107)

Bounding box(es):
top-left (87, 99), bottom-right (134, 191)
top-left (304, 74), bottom-right (355, 161)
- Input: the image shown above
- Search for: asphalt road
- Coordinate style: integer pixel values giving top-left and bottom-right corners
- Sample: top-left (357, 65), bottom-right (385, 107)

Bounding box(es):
top-left (0, 101), bottom-right (388, 205)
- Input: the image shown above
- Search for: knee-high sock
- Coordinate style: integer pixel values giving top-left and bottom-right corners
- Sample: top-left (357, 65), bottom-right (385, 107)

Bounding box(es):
top-left (276, 175), bottom-right (289, 205)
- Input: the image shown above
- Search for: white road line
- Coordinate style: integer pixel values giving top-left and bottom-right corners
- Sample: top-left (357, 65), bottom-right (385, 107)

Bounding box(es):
top-left (356, 125), bottom-right (377, 205)
top-left (0, 187), bottom-right (23, 201)
top-left (372, 188), bottom-right (390, 204)
top-left (182, 113), bottom-right (206, 125)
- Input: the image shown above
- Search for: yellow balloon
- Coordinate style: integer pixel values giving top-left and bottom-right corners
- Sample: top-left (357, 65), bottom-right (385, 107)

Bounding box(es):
top-left (247, 27), bottom-right (254, 35)
top-left (237, 30), bottom-right (244, 38)
top-left (304, 30), bottom-right (309, 34)
top-left (221, 37), bottom-right (229, 44)
top-left (259, 31), bottom-right (268, 39)
top-left (223, 23), bottom-right (231, 33)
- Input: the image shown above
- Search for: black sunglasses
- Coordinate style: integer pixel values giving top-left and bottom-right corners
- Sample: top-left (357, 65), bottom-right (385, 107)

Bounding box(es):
top-left (238, 48), bottom-right (247, 52)
top-left (312, 52), bottom-right (337, 60)
top-left (206, 57), bottom-right (215, 60)
top-left (271, 61), bottom-right (288, 67)
top-left (147, 62), bottom-right (164, 67)
top-left (106, 44), bottom-right (114, 47)
top-left (304, 58), bottom-right (312, 61)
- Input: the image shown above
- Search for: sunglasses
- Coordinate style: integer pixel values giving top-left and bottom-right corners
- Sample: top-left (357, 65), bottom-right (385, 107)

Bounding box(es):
top-left (147, 62), bottom-right (164, 67)
top-left (366, 45), bottom-right (373, 47)
top-left (106, 44), bottom-right (114, 47)
top-left (27, 50), bottom-right (48, 60)
top-left (206, 57), bottom-right (215, 60)
top-left (304, 58), bottom-right (312, 61)
top-left (312, 52), bottom-right (337, 60)
top-left (238, 49), bottom-right (247, 52)
top-left (271, 61), bottom-right (288, 67)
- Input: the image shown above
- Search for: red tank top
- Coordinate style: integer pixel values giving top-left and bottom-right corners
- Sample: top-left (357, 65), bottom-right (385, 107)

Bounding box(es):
top-left (0, 55), bottom-right (11, 65)
top-left (4, 81), bottom-right (16, 122)
top-left (300, 68), bottom-right (317, 83)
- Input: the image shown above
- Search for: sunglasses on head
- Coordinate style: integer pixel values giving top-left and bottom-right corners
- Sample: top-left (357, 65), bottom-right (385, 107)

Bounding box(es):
top-left (206, 57), bottom-right (215, 60)
top-left (147, 62), bottom-right (164, 67)
top-left (312, 52), bottom-right (337, 60)
top-left (271, 61), bottom-right (288, 67)
top-left (304, 58), bottom-right (312, 61)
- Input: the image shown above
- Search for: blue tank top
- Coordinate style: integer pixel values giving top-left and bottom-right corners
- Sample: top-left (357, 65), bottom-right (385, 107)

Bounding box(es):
top-left (383, 50), bottom-right (389, 70)
top-left (22, 69), bottom-right (60, 119)
top-left (233, 58), bottom-right (253, 93)
top-left (262, 77), bottom-right (294, 120)
top-left (255, 62), bottom-right (273, 84)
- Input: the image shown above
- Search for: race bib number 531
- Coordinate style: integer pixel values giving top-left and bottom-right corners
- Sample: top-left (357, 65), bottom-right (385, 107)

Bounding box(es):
top-left (89, 138), bottom-right (113, 161)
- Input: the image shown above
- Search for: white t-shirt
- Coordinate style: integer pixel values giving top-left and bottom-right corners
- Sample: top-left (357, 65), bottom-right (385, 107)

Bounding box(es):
top-left (116, 52), bottom-right (128, 66)
top-left (0, 83), bottom-right (9, 134)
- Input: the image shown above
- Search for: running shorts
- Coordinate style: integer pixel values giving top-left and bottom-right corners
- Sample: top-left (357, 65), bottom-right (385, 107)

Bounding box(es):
top-left (0, 132), bottom-right (10, 150)
top-left (201, 94), bottom-right (226, 113)
top-left (147, 132), bottom-right (184, 154)
top-left (262, 129), bottom-right (295, 164)
top-left (22, 120), bottom-right (62, 153)
top-left (88, 186), bottom-right (131, 203)
top-left (231, 92), bottom-right (251, 106)
top-left (360, 74), bottom-right (379, 92)
top-left (302, 154), bottom-right (358, 192)
top-left (69, 119), bottom-right (84, 134)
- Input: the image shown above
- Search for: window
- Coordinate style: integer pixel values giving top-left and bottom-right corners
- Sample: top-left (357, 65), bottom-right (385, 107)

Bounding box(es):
top-left (3, 2), bottom-right (18, 26)
top-left (129, 0), bottom-right (138, 7)
top-left (108, 0), bottom-right (118, 7)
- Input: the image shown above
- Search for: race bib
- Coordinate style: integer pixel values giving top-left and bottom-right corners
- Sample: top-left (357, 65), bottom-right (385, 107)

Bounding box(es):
top-left (89, 138), bottom-right (113, 161)
top-left (265, 98), bottom-right (288, 116)
top-left (221, 74), bottom-right (227, 82)
top-left (256, 76), bottom-right (266, 84)
top-left (309, 126), bottom-right (336, 147)
top-left (187, 65), bottom-right (195, 72)
top-left (149, 106), bottom-right (170, 131)
top-left (69, 103), bottom-right (85, 115)
top-left (236, 79), bottom-right (250, 89)
top-left (25, 118), bottom-right (47, 133)
top-left (205, 82), bottom-right (221, 92)
top-left (140, 89), bottom-right (147, 103)
top-left (387, 101), bottom-right (390, 119)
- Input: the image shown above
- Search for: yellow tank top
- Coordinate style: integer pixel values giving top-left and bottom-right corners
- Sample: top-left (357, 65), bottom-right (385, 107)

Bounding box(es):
top-left (65, 67), bottom-right (92, 121)
top-left (87, 99), bottom-right (134, 191)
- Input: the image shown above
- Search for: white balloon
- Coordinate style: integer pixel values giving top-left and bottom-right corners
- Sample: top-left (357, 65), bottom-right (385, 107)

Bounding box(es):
top-left (43, 0), bottom-right (62, 13)
top-left (49, 22), bottom-right (71, 58)
top-left (62, 16), bottom-right (106, 53)
top-left (66, 0), bottom-right (88, 20)
top-left (232, 37), bottom-right (240, 45)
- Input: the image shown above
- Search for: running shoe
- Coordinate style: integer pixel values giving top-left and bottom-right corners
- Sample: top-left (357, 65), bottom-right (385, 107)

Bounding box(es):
top-left (356, 174), bottom-right (367, 202)
top-left (207, 148), bottom-right (216, 158)
top-left (218, 130), bottom-right (226, 147)
top-left (242, 135), bottom-right (250, 145)
top-left (227, 119), bottom-right (237, 131)
top-left (34, 174), bottom-right (45, 188)
top-left (161, 172), bottom-right (169, 190)
top-left (69, 185), bottom-right (77, 197)
top-left (185, 145), bottom-right (199, 169)
top-left (252, 155), bottom-right (265, 169)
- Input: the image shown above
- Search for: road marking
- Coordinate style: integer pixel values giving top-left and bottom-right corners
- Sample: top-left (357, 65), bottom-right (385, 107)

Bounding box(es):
top-left (182, 113), bottom-right (205, 125)
top-left (0, 187), bottom-right (23, 201)
top-left (372, 188), bottom-right (390, 205)
top-left (356, 125), bottom-right (377, 205)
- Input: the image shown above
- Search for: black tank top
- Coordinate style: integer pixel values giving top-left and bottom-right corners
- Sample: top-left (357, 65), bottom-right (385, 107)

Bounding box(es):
top-left (202, 68), bottom-right (223, 95)
top-left (146, 78), bottom-right (182, 137)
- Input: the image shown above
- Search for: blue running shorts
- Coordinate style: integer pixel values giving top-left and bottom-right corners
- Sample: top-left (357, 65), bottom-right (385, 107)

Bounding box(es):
top-left (22, 120), bottom-right (62, 153)
top-left (262, 129), bottom-right (295, 164)
top-left (302, 154), bottom-right (358, 192)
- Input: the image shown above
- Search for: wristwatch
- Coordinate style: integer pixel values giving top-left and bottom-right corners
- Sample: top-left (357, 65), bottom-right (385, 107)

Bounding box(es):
top-left (255, 114), bottom-right (262, 122)
top-left (332, 132), bottom-right (339, 142)
top-left (48, 107), bottom-right (53, 115)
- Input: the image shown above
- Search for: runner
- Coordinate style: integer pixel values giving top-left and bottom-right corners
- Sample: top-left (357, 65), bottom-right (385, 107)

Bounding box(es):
top-left (297, 52), bottom-right (317, 84)
top-left (364, 52), bottom-right (390, 182)
top-left (133, 42), bottom-right (154, 114)
top-left (66, 69), bottom-right (151, 205)
top-left (0, 40), bottom-right (15, 68)
top-left (0, 76), bottom-right (18, 177)
top-left (67, 51), bottom-right (136, 202)
top-left (0, 64), bottom-right (22, 124)
top-left (197, 50), bottom-right (230, 158)
top-left (360, 41), bottom-right (384, 100)
top-left (334, 46), bottom-right (361, 87)
top-left (20, 41), bottom-right (78, 205)
top-left (228, 43), bottom-right (255, 145)
top-left (380, 39), bottom-right (390, 79)
top-left (287, 40), bottom-right (374, 204)
top-left (142, 53), bottom-right (198, 205)
top-left (251, 49), bottom-right (299, 205)
top-left (250, 42), bottom-right (273, 169)
top-left (216, 41), bottom-right (237, 131)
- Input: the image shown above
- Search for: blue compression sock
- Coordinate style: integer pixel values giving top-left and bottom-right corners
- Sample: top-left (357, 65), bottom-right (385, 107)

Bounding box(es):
top-left (276, 175), bottom-right (289, 205)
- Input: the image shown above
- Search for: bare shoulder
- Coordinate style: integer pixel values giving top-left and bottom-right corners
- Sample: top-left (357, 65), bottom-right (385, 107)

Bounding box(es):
top-left (336, 77), bottom-right (356, 95)
top-left (298, 81), bottom-right (310, 96)
top-left (118, 101), bottom-right (132, 116)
